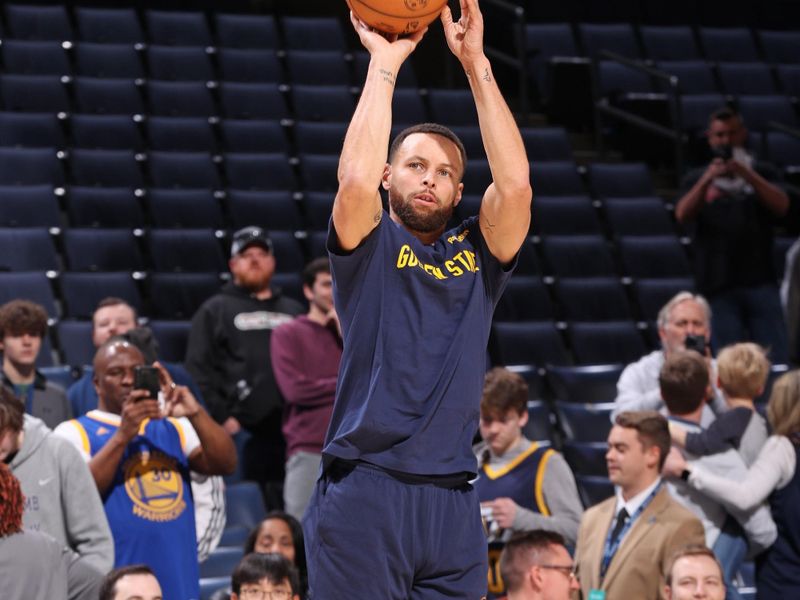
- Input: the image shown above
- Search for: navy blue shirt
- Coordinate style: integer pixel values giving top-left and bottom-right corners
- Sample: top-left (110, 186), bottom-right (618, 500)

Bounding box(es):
top-left (325, 214), bottom-right (513, 476)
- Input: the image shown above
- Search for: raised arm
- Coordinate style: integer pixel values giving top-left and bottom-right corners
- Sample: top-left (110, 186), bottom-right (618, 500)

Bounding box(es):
top-left (332, 15), bottom-right (427, 251)
top-left (441, 0), bottom-right (532, 264)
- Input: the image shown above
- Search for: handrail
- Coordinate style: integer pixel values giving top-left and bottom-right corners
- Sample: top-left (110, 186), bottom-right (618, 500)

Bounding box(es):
top-left (482, 0), bottom-right (528, 114)
top-left (592, 49), bottom-right (686, 175)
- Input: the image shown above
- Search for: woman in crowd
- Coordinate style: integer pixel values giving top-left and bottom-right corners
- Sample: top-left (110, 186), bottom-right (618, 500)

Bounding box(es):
top-left (245, 511), bottom-right (307, 598)
top-left (664, 370), bottom-right (800, 598)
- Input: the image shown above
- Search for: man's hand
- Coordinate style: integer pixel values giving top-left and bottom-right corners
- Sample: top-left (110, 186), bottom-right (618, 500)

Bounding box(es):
top-left (349, 11), bottom-right (427, 63)
top-left (662, 445), bottom-right (689, 478)
top-left (325, 308), bottom-right (343, 339)
top-left (669, 422), bottom-right (688, 447)
top-left (154, 361), bottom-right (201, 419)
top-left (117, 391), bottom-right (161, 443)
top-left (703, 158), bottom-right (730, 182)
top-left (441, 0), bottom-right (485, 67)
top-left (486, 497), bottom-right (518, 529)
top-left (223, 416), bottom-right (241, 435)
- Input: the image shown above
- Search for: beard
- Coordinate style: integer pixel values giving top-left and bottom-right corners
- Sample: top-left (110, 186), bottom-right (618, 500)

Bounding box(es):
top-left (235, 267), bottom-right (271, 293)
top-left (389, 187), bottom-right (454, 234)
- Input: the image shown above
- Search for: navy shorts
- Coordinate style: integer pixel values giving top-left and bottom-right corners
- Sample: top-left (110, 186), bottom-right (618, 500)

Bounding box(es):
top-left (302, 461), bottom-right (488, 600)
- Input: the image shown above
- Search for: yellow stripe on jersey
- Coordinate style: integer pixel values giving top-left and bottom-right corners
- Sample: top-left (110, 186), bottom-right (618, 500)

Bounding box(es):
top-left (167, 417), bottom-right (187, 453)
top-left (482, 442), bottom-right (542, 480)
top-left (534, 449), bottom-right (554, 516)
top-left (71, 419), bottom-right (90, 455)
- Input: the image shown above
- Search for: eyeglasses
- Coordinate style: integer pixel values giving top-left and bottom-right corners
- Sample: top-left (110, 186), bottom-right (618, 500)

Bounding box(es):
top-left (239, 589), bottom-right (293, 600)
top-left (539, 564), bottom-right (578, 580)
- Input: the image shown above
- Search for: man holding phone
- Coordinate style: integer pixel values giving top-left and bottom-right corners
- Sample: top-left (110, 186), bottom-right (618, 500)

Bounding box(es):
top-left (55, 338), bottom-right (237, 600)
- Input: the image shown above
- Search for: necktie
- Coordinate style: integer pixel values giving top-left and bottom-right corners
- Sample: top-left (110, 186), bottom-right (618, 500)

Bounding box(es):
top-left (610, 507), bottom-right (629, 545)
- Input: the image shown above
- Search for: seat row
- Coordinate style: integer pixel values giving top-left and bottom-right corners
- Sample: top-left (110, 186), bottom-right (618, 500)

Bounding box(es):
top-left (0, 42), bottom-right (414, 88)
top-left (0, 5), bottom-right (350, 51)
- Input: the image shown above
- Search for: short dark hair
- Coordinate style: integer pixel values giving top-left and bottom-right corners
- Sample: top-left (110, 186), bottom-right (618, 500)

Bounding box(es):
top-left (0, 299), bottom-right (48, 339)
top-left (709, 106), bottom-right (739, 124)
top-left (98, 564), bottom-right (158, 600)
top-left (665, 544), bottom-right (723, 587)
top-left (659, 350), bottom-right (709, 416)
top-left (92, 297), bottom-right (137, 323)
top-left (231, 552), bottom-right (300, 595)
top-left (615, 411), bottom-right (671, 470)
top-left (388, 123), bottom-right (467, 177)
top-left (302, 257), bottom-right (331, 289)
top-left (499, 530), bottom-right (567, 593)
top-left (480, 367), bottom-right (528, 418)
top-left (0, 386), bottom-right (24, 434)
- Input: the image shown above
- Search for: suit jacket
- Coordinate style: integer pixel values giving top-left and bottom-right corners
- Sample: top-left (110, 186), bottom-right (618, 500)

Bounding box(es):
top-left (574, 485), bottom-right (705, 600)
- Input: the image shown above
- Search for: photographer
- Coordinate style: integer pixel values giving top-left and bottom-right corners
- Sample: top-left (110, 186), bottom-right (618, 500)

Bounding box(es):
top-left (613, 291), bottom-right (727, 425)
top-left (675, 107), bottom-right (790, 364)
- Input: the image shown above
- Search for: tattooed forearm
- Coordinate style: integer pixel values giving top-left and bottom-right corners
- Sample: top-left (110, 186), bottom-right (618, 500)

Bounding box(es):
top-left (482, 68), bottom-right (492, 82)
top-left (379, 69), bottom-right (396, 86)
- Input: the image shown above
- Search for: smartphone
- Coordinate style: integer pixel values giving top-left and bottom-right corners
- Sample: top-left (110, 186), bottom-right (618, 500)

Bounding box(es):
top-left (133, 365), bottom-right (160, 400)
top-left (684, 334), bottom-right (707, 355)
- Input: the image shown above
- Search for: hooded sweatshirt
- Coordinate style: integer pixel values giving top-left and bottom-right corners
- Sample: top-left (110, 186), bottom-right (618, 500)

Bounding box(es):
top-left (185, 282), bottom-right (304, 427)
top-left (9, 415), bottom-right (113, 572)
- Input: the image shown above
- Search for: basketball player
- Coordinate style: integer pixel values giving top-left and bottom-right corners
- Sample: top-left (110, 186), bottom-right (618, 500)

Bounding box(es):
top-left (301, 0), bottom-right (532, 597)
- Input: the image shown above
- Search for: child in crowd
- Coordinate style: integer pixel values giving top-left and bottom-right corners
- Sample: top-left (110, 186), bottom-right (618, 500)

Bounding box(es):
top-left (670, 342), bottom-right (770, 466)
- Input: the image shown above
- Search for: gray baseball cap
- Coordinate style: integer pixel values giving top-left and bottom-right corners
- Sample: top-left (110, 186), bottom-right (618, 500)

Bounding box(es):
top-left (230, 226), bottom-right (273, 258)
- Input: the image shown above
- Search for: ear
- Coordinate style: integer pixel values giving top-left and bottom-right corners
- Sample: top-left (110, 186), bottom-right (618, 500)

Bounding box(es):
top-left (453, 181), bottom-right (464, 206)
top-left (302, 284), bottom-right (314, 302)
top-left (529, 564), bottom-right (544, 590)
top-left (664, 585), bottom-right (672, 600)
top-left (658, 326), bottom-right (668, 347)
top-left (228, 256), bottom-right (237, 272)
top-left (518, 409), bottom-right (529, 429)
top-left (381, 163), bottom-right (392, 190)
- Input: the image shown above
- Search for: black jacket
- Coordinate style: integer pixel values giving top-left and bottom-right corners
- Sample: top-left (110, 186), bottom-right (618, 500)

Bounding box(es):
top-left (185, 282), bottom-right (304, 428)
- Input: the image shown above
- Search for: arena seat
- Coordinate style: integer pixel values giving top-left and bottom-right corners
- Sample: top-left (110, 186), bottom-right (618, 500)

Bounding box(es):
top-left (640, 25), bottom-right (702, 61)
top-left (70, 114), bottom-right (144, 150)
top-left (219, 82), bottom-right (289, 120)
top-left (540, 235), bottom-right (618, 278)
top-left (494, 276), bottom-right (556, 322)
top-left (285, 50), bottom-right (351, 86)
top-left (578, 23), bottom-right (642, 60)
top-left (199, 576), bottom-right (230, 600)
top-left (66, 186), bottom-right (146, 228)
top-left (547, 364), bottom-right (623, 404)
top-left (217, 48), bottom-right (283, 83)
top-left (520, 127), bottom-right (574, 162)
top-left (1, 73), bottom-right (70, 112)
top-left (699, 27), bottom-right (760, 62)
top-left (391, 89), bottom-right (429, 126)
top-left (280, 16), bottom-right (347, 51)
top-left (147, 272), bottom-right (222, 320)
top-left (146, 81), bottom-right (217, 118)
top-left (146, 117), bottom-right (217, 153)
top-left (557, 402), bottom-right (615, 442)
top-left (60, 272), bottom-right (142, 318)
top-left (297, 153), bottom-right (339, 193)
top-left (0, 272), bottom-right (58, 315)
top-left (553, 277), bottom-right (635, 321)
top-left (293, 121), bottom-right (348, 155)
top-left (575, 474), bottom-right (614, 507)
top-left (214, 13), bottom-right (279, 49)
top-left (524, 400), bottom-right (556, 444)
top-left (227, 190), bottom-right (303, 232)
top-left (655, 60), bottom-right (719, 94)
top-left (1, 40), bottom-right (70, 76)
top-left (604, 197), bottom-right (676, 237)
top-left (147, 151), bottom-right (221, 189)
top-left (63, 228), bottom-right (145, 271)
top-left (719, 62), bottom-right (780, 96)
top-left (147, 188), bottom-right (225, 229)
top-left (303, 192), bottom-right (335, 231)
top-left (492, 321), bottom-right (572, 367)
top-left (220, 119), bottom-right (287, 153)
top-left (0, 227), bottom-right (59, 270)
top-left (73, 43), bottom-right (144, 79)
top-left (632, 278), bottom-right (696, 322)
top-left (146, 45), bottom-right (215, 82)
top-left (199, 547), bottom-right (244, 579)
top-left (224, 152), bottom-right (296, 191)
top-left (57, 320), bottom-right (95, 366)
top-left (532, 195), bottom-right (602, 236)
top-left (291, 84), bottom-right (355, 122)
top-left (269, 231), bottom-right (307, 274)
top-left (225, 481), bottom-right (266, 529)
top-left (567, 321), bottom-right (648, 365)
top-left (69, 149), bottom-right (144, 187)
top-left (5, 4), bottom-right (72, 41)
top-left (0, 184), bottom-right (61, 227)
top-left (737, 95), bottom-right (798, 131)
top-left (529, 161), bottom-right (586, 196)
top-left (428, 89), bottom-right (480, 126)
top-left (617, 235), bottom-right (692, 279)
top-left (760, 30), bottom-right (800, 64)
top-left (73, 77), bottom-right (145, 115)
top-left (563, 441), bottom-right (609, 476)
top-left (74, 7), bottom-right (143, 44)
top-left (148, 320), bottom-right (192, 363)
top-left (144, 10), bottom-right (211, 47)
top-left (147, 229), bottom-right (227, 273)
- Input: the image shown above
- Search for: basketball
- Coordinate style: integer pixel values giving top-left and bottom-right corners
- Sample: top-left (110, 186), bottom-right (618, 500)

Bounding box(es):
top-left (347, 0), bottom-right (449, 35)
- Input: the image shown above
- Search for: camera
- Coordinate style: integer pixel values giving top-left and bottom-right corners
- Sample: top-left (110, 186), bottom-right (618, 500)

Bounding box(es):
top-left (684, 334), bottom-right (707, 355)
top-left (711, 144), bottom-right (733, 161)
top-left (133, 365), bottom-right (161, 399)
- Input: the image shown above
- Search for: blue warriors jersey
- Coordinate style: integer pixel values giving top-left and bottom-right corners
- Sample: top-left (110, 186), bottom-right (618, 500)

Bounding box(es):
top-left (72, 412), bottom-right (199, 600)
top-left (325, 215), bottom-right (514, 476)
top-left (475, 443), bottom-right (554, 598)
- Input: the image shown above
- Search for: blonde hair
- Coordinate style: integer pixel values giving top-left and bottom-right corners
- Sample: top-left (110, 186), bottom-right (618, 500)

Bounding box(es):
top-left (717, 343), bottom-right (770, 399)
top-left (767, 370), bottom-right (800, 438)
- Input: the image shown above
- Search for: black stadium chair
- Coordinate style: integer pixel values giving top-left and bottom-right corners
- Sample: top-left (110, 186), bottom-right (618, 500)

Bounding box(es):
top-left (225, 153), bottom-right (296, 191)
top-left (63, 228), bottom-right (145, 272)
top-left (617, 236), bottom-right (692, 279)
top-left (524, 400), bottom-right (555, 444)
top-left (530, 161), bottom-right (586, 196)
top-left (281, 16), bottom-right (347, 51)
top-left (70, 114), bottom-right (144, 150)
top-left (0, 184), bottom-right (61, 227)
top-left (576, 474), bottom-right (614, 507)
top-left (293, 121), bottom-right (348, 155)
top-left (69, 149), bottom-right (144, 187)
top-left (0, 112), bottom-right (65, 148)
top-left (147, 81), bottom-right (217, 118)
top-left (303, 192), bottom-right (335, 231)
top-left (718, 62), bottom-right (779, 96)
top-left (655, 60), bottom-right (718, 94)
top-left (0, 147), bottom-right (64, 185)
top-left (587, 162), bottom-right (654, 198)
top-left (147, 229), bottom-right (227, 273)
top-left (285, 50), bottom-right (351, 86)
top-left (146, 46), bottom-right (215, 82)
top-left (269, 231), bottom-right (307, 274)
top-left (604, 197), bottom-right (675, 237)
top-left (227, 190), bottom-right (304, 231)
top-left (217, 49), bottom-right (283, 83)
top-left (760, 30), bottom-right (800, 65)
top-left (219, 83), bottom-right (289, 120)
top-left (532, 195), bottom-right (603, 235)
top-left (640, 25), bottom-right (701, 61)
top-left (145, 10), bottom-right (212, 47)
top-left (147, 151), bottom-right (221, 189)
top-left (494, 276), bottom-right (556, 322)
top-left (0, 272), bottom-right (57, 315)
top-left (553, 277), bottom-right (635, 322)
top-left (0, 228), bottom-right (59, 270)
top-left (214, 13), bottom-right (279, 49)
top-left (5, 4), bottom-right (72, 41)
top-left (698, 27), bottom-right (759, 62)
top-left (428, 89), bottom-right (480, 126)
top-left (291, 85), bottom-right (355, 122)
top-left (0, 75), bottom-right (70, 113)
top-left (225, 481), bottom-right (267, 528)
top-left (146, 117), bottom-right (217, 153)
top-left (546, 364), bottom-right (623, 404)
top-left (567, 321), bottom-right (648, 365)
top-left (298, 154), bottom-right (339, 192)
top-left (199, 547), bottom-right (244, 579)
top-left (220, 119), bottom-right (287, 153)
top-left (73, 77), bottom-right (145, 115)
top-left (57, 320), bottom-right (95, 366)
top-left (147, 273), bottom-right (222, 320)
top-left (66, 187), bottom-right (146, 228)
top-left (147, 188), bottom-right (225, 229)
top-left (73, 43), bottom-right (145, 79)
top-left (199, 577), bottom-right (231, 600)
top-left (540, 235), bottom-right (618, 278)
top-left (148, 320), bottom-right (192, 363)
top-left (492, 321), bottom-right (572, 368)
top-left (557, 402), bottom-right (615, 442)
top-left (75, 7), bottom-right (144, 44)
top-left (60, 272), bottom-right (142, 318)
top-left (1, 40), bottom-right (71, 76)
top-left (563, 441), bottom-right (609, 476)
top-left (578, 23), bottom-right (642, 59)
top-left (392, 89), bottom-right (429, 125)
top-left (737, 95), bottom-right (798, 131)
top-left (632, 278), bottom-right (695, 322)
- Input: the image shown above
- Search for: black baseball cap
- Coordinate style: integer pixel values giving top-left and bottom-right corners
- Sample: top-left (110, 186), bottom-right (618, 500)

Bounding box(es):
top-left (230, 226), bottom-right (273, 258)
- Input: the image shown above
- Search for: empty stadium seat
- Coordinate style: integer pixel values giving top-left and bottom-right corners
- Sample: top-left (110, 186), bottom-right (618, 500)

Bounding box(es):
top-left (57, 320), bottom-right (95, 365)
top-left (292, 84), bottom-right (355, 122)
top-left (0, 227), bottom-right (59, 270)
top-left (492, 321), bottom-right (572, 367)
top-left (428, 89), bottom-right (479, 126)
top-left (5, 4), bottom-right (72, 41)
top-left (73, 77), bottom-right (145, 115)
top-left (520, 127), bottom-right (574, 162)
top-left (567, 321), bottom-right (648, 365)
top-left (147, 229), bottom-right (227, 273)
top-left (587, 162), bottom-right (654, 198)
top-left (563, 441), bottom-right (609, 476)
top-left (553, 278), bottom-right (635, 321)
top-left (146, 45), bottom-right (215, 82)
top-left (530, 161), bottom-right (585, 196)
top-left (69, 149), bottom-right (144, 187)
top-left (147, 151), bottom-right (221, 189)
top-left (70, 114), bottom-right (144, 150)
top-left (760, 30), bottom-right (800, 64)
top-left (0, 112), bottom-right (65, 148)
top-left (293, 121), bottom-right (347, 155)
top-left (604, 197), bottom-right (676, 236)
top-left (558, 402), bottom-right (615, 442)
top-left (146, 117), bottom-right (217, 153)
top-left (74, 43), bottom-right (145, 79)
top-left (617, 235), bottom-right (692, 278)
top-left (303, 192), bottom-right (335, 231)
top-left (227, 190), bottom-right (303, 231)
top-left (148, 320), bottom-right (192, 362)
top-left (219, 83), bottom-right (289, 120)
top-left (63, 228), bottom-right (145, 271)
top-left (640, 25), bottom-right (702, 60)
top-left (0, 184), bottom-right (61, 227)
top-left (199, 577), bottom-right (230, 600)
top-left (578, 23), bottom-right (642, 59)
top-left (66, 186), bottom-right (146, 228)
top-left (698, 27), bottom-right (759, 62)
top-left (655, 60), bottom-right (719, 94)
top-left (524, 400), bottom-right (555, 444)
top-left (0, 272), bottom-right (57, 315)
top-left (2, 40), bottom-right (70, 76)
top-left (737, 95), bottom-right (798, 130)
top-left (74, 7), bottom-right (143, 44)
top-left (546, 364), bottom-right (623, 404)
top-left (199, 547), bottom-right (243, 579)
top-left (225, 481), bottom-right (266, 528)
top-left (147, 81), bottom-right (217, 118)
top-left (60, 272), bottom-right (142, 318)
top-left (281, 16), bottom-right (347, 51)
top-left (217, 48), bottom-right (283, 83)
top-left (541, 235), bottom-right (618, 277)
top-left (147, 188), bottom-right (225, 228)
top-left (225, 153), bottom-right (296, 191)
top-left (718, 62), bottom-right (779, 96)
top-left (632, 278), bottom-right (696, 322)
top-left (214, 13), bottom-right (279, 49)
top-left (532, 195), bottom-right (603, 235)
top-left (575, 474), bottom-right (614, 507)
top-left (147, 272), bottom-right (222, 319)
top-left (145, 10), bottom-right (212, 47)
top-left (298, 154), bottom-right (339, 192)
top-left (391, 89), bottom-right (429, 126)
top-left (269, 231), bottom-right (307, 274)
top-left (285, 50), bottom-right (351, 86)
top-left (494, 276), bottom-right (556, 322)
top-left (220, 119), bottom-right (287, 153)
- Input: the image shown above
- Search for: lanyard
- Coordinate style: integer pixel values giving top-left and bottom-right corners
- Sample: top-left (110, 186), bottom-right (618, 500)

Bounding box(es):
top-left (600, 482), bottom-right (661, 578)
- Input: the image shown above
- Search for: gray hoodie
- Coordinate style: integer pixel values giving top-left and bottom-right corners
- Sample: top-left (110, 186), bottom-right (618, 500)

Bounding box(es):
top-left (9, 415), bottom-right (113, 572)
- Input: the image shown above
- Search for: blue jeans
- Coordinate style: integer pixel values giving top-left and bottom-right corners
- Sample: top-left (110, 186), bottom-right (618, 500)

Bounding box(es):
top-left (713, 517), bottom-right (747, 600)
top-left (710, 283), bottom-right (789, 364)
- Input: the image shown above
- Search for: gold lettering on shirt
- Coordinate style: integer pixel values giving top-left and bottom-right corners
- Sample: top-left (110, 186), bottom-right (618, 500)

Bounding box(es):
top-left (395, 245), bottom-right (478, 279)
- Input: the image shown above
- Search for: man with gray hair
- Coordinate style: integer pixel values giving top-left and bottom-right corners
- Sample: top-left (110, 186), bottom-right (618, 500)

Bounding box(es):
top-left (499, 530), bottom-right (579, 600)
top-left (613, 291), bottom-right (727, 424)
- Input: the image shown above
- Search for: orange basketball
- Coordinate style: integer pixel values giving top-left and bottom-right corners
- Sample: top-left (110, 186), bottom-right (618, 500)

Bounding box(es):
top-left (347, 0), bottom-right (449, 35)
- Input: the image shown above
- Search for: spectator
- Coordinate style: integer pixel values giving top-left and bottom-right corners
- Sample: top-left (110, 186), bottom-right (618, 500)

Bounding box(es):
top-left (675, 107), bottom-right (790, 363)
top-left (499, 530), bottom-right (580, 600)
top-left (670, 342), bottom-right (770, 467)
top-left (574, 411), bottom-right (705, 599)
top-left (271, 257), bottom-right (342, 520)
top-left (0, 299), bottom-right (71, 428)
top-left (664, 545), bottom-right (726, 600)
top-left (231, 553), bottom-right (301, 600)
top-left (54, 339), bottom-right (237, 600)
top-left (98, 565), bottom-right (162, 600)
top-left (0, 462), bottom-right (103, 600)
top-left (67, 297), bottom-right (226, 562)
top-left (664, 369), bottom-right (800, 597)
top-left (660, 350), bottom-right (776, 600)
top-left (614, 291), bottom-right (726, 425)
top-left (0, 387), bottom-right (113, 573)
top-left (245, 511), bottom-right (308, 598)
top-left (186, 226), bottom-right (304, 508)
top-left (474, 367), bottom-right (582, 597)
